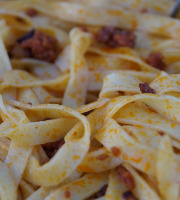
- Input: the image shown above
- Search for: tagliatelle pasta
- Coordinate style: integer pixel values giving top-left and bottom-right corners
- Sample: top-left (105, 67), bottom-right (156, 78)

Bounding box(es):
top-left (0, 0), bottom-right (180, 199)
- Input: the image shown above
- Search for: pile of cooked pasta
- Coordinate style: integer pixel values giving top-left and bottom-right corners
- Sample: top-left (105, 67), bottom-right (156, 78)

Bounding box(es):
top-left (0, 0), bottom-right (180, 199)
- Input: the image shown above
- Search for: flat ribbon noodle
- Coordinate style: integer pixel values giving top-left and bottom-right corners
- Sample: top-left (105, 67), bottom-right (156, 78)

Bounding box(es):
top-left (88, 70), bottom-right (156, 91)
top-left (95, 118), bottom-right (156, 175)
top-left (19, 179), bottom-right (35, 199)
top-left (51, 2), bottom-right (180, 38)
top-left (0, 10), bottom-right (32, 31)
top-left (100, 73), bottom-right (141, 98)
top-left (151, 74), bottom-right (180, 95)
top-left (89, 47), bottom-right (159, 73)
top-left (26, 170), bottom-right (82, 200)
top-left (45, 172), bottom-right (108, 200)
top-left (78, 147), bottom-right (121, 173)
top-left (156, 136), bottom-right (179, 200)
top-left (0, 160), bottom-right (17, 200)
top-left (104, 94), bottom-right (180, 123)
top-left (105, 169), bottom-right (127, 200)
top-left (0, 69), bottom-right (69, 91)
top-left (5, 102), bottom-right (91, 186)
top-left (0, 35), bottom-right (11, 73)
top-left (0, 0), bottom-right (179, 199)
top-left (4, 89), bottom-right (38, 185)
top-left (65, 0), bottom-right (174, 15)
top-left (114, 102), bottom-right (180, 141)
top-left (124, 163), bottom-right (161, 200)
top-left (123, 125), bottom-right (180, 150)
top-left (63, 28), bottom-right (91, 108)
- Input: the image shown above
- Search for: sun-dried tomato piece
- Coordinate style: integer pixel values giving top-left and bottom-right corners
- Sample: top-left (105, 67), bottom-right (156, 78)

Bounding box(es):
top-left (96, 27), bottom-right (136, 48)
top-left (20, 31), bottom-right (60, 62)
top-left (113, 29), bottom-right (136, 48)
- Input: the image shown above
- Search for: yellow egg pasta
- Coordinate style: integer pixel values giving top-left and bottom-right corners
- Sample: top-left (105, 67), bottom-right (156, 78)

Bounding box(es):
top-left (0, 0), bottom-right (179, 199)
